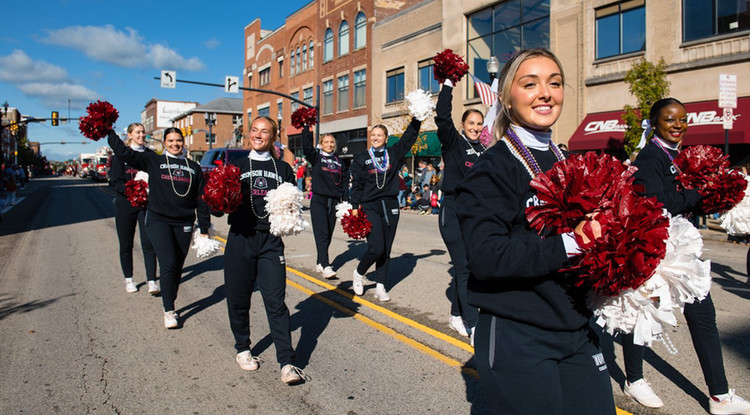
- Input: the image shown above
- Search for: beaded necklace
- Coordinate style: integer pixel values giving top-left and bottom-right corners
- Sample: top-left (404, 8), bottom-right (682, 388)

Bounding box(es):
top-left (165, 153), bottom-right (192, 197)
top-left (248, 155), bottom-right (278, 219)
top-left (502, 127), bottom-right (565, 178)
top-left (651, 137), bottom-right (683, 175)
top-left (368, 147), bottom-right (389, 189)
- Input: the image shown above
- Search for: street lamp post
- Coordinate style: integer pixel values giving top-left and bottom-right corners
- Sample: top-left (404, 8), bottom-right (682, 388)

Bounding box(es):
top-left (204, 112), bottom-right (216, 150)
top-left (486, 56), bottom-right (500, 83)
top-left (2, 101), bottom-right (9, 164)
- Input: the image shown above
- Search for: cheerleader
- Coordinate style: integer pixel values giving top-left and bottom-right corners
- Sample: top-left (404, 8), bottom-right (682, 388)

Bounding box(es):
top-left (108, 127), bottom-right (210, 329)
top-left (435, 76), bottom-right (486, 339)
top-left (350, 118), bottom-right (422, 301)
top-left (621, 98), bottom-right (750, 414)
top-left (223, 116), bottom-right (303, 385)
top-left (455, 48), bottom-right (615, 414)
top-left (302, 129), bottom-right (349, 279)
top-left (109, 123), bottom-right (158, 295)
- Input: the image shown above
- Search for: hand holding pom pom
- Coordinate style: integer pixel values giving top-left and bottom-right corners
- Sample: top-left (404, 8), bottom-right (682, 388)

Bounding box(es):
top-left (673, 145), bottom-right (746, 214)
top-left (433, 49), bottom-right (469, 84)
top-left (291, 107), bottom-right (318, 129)
top-left (405, 90), bottom-right (436, 122)
top-left (79, 100), bottom-right (119, 141)
top-left (341, 208), bottom-right (372, 239)
top-left (124, 179), bottom-right (148, 208)
top-left (202, 164), bottom-right (243, 213)
top-left (335, 201), bottom-right (353, 221)
top-left (191, 226), bottom-right (221, 258)
top-left (265, 182), bottom-right (309, 236)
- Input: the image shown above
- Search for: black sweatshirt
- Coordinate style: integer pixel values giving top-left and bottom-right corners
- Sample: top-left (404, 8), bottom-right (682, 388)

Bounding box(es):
top-left (435, 85), bottom-right (487, 196)
top-left (301, 127), bottom-right (349, 200)
top-left (351, 118), bottom-right (422, 206)
top-left (632, 139), bottom-right (703, 216)
top-left (107, 131), bottom-right (210, 233)
top-left (109, 153), bottom-right (142, 196)
top-left (455, 142), bottom-right (590, 331)
top-left (226, 156), bottom-right (295, 233)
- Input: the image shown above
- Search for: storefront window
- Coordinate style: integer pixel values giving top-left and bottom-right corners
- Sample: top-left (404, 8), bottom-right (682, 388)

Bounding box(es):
top-left (595, 0), bottom-right (645, 60)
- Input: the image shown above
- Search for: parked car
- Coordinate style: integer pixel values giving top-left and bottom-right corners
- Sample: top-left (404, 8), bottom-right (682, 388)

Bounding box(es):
top-left (200, 147), bottom-right (251, 174)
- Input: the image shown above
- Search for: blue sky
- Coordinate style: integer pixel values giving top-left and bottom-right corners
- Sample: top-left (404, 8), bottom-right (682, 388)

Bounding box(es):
top-left (0, 0), bottom-right (312, 161)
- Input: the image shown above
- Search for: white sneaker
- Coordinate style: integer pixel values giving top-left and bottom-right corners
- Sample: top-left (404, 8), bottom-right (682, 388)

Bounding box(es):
top-left (124, 278), bottom-right (137, 293)
top-left (624, 379), bottom-right (664, 408)
top-left (235, 351), bottom-right (259, 371)
top-left (321, 266), bottom-right (337, 279)
top-left (352, 270), bottom-right (364, 296)
top-left (147, 280), bottom-right (160, 295)
top-left (710, 389), bottom-right (750, 415)
top-left (164, 310), bottom-right (179, 329)
top-left (449, 315), bottom-right (469, 337)
top-left (374, 283), bottom-right (390, 302)
top-left (315, 263), bottom-right (324, 273)
top-left (280, 364), bottom-right (305, 385)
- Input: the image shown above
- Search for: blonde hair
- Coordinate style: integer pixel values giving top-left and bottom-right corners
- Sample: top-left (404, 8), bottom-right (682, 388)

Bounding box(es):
top-left (124, 122), bottom-right (145, 146)
top-left (493, 48), bottom-right (565, 143)
top-left (320, 133), bottom-right (337, 152)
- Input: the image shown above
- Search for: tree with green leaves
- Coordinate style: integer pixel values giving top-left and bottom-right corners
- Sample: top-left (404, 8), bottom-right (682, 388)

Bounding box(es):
top-left (622, 58), bottom-right (670, 156)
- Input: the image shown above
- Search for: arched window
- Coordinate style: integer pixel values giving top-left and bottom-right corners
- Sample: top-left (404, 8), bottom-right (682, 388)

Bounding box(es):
top-left (338, 21), bottom-right (349, 56)
top-left (296, 47), bottom-right (301, 74)
top-left (308, 40), bottom-right (314, 67)
top-left (290, 48), bottom-right (296, 76)
top-left (324, 28), bottom-right (333, 62)
top-left (302, 44), bottom-right (307, 71)
top-left (354, 12), bottom-right (366, 49)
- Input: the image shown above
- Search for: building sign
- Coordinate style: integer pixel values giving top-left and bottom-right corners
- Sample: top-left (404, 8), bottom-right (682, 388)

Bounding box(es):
top-left (156, 101), bottom-right (197, 129)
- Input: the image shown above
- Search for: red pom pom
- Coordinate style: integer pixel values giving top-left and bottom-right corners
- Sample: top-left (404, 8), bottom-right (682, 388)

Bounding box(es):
top-left (526, 152), bottom-right (633, 234)
top-left (124, 179), bottom-right (148, 208)
top-left (202, 163), bottom-right (243, 213)
top-left (291, 107), bottom-right (318, 129)
top-left (567, 193), bottom-right (670, 297)
top-left (433, 49), bottom-right (469, 84)
top-left (341, 209), bottom-right (372, 240)
top-left (673, 145), bottom-right (746, 213)
top-left (79, 100), bottom-right (119, 141)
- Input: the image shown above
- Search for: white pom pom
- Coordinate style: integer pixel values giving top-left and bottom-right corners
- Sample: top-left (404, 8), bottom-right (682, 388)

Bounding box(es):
top-left (589, 213), bottom-right (712, 347)
top-left (134, 171), bottom-right (149, 193)
top-left (265, 182), bottom-right (310, 236)
top-left (191, 225), bottom-right (221, 258)
top-left (335, 201), bottom-right (353, 221)
top-left (405, 89), bottom-right (436, 122)
top-left (721, 177), bottom-right (750, 236)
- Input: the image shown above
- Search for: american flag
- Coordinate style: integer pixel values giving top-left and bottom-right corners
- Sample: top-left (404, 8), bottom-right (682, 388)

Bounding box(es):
top-left (470, 74), bottom-right (498, 107)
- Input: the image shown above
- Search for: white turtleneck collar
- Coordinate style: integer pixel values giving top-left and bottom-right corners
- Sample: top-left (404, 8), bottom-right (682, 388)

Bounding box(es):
top-left (652, 135), bottom-right (680, 151)
top-left (510, 124), bottom-right (553, 151)
top-left (320, 149), bottom-right (333, 157)
top-left (250, 150), bottom-right (271, 161)
top-left (165, 150), bottom-right (185, 159)
top-left (129, 143), bottom-right (146, 152)
top-left (370, 146), bottom-right (385, 153)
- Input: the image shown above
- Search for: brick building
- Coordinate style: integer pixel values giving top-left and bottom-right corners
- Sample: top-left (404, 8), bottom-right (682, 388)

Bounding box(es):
top-left (171, 97), bottom-right (244, 161)
top-left (141, 99), bottom-right (198, 142)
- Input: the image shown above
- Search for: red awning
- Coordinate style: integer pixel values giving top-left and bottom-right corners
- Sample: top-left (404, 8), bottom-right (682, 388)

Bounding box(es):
top-left (568, 97), bottom-right (750, 151)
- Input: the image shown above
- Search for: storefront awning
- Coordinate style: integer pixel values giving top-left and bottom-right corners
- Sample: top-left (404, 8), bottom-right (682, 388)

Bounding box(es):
top-left (386, 131), bottom-right (441, 157)
top-left (568, 97), bottom-right (750, 151)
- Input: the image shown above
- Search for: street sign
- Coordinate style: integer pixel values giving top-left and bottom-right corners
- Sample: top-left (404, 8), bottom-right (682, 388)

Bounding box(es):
top-left (719, 74), bottom-right (737, 109)
top-left (161, 70), bottom-right (176, 89)
top-left (225, 76), bottom-right (239, 93)
top-left (723, 108), bottom-right (734, 130)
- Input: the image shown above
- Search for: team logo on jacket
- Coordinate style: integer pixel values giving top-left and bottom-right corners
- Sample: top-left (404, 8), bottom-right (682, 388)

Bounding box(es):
top-left (171, 167), bottom-right (184, 177)
top-left (254, 177), bottom-right (268, 189)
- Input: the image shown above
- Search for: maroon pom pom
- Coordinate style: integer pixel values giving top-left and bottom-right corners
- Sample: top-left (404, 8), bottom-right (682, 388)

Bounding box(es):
top-left (79, 100), bottom-right (119, 141)
top-left (341, 209), bottom-right (372, 240)
top-left (291, 107), bottom-right (318, 129)
top-left (124, 179), bottom-right (148, 208)
top-left (526, 152), bottom-right (633, 235)
top-left (673, 145), bottom-right (746, 214)
top-left (202, 163), bottom-right (243, 213)
top-left (433, 49), bottom-right (470, 84)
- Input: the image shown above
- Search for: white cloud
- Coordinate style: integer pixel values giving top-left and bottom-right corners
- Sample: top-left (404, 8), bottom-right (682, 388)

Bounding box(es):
top-left (42, 25), bottom-right (205, 71)
top-left (0, 49), bottom-right (68, 83)
top-left (204, 38), bottom-right (220, 50)
top-left (18, 82), bottom-right (99, 109)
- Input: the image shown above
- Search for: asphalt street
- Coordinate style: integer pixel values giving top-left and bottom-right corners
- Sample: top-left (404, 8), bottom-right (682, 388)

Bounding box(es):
top-left (0, 176), bottom-right (748, 415)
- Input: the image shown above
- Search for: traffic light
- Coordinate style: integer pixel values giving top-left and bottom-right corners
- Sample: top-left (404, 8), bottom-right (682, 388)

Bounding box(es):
top-left (186, 126), bottom-right (192, 135)
top-left (51, 111), bottom-right (59, 126)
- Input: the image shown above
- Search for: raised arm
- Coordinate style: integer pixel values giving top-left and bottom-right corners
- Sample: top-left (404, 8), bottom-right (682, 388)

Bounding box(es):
top-left (107, 130), bottom-right (149, 172)
top-left (390, 118), bottom-right (422, 162)
top-left (301, 127), bottom-right (317, 165)
top-left (435, 81), bottom-right (460, 148)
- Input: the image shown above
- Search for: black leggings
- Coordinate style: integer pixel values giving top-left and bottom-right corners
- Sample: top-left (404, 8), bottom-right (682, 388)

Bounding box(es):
top-left (224, 230), bottom-right (295, 367)
top-left (115, 198), bottom-right (156, 280)
top-left (622, 293), bottom-right (728, 395)
top-left (146, 213), bottom-right (193, 312)
top-left (475, 312), bottom-right (615, 415)
top-left (439, 197), bottom-right (478, 328)
top-left (356, 198), bottom-right (400, 285)
top-left (310, 194), bottom-right (339, 268)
